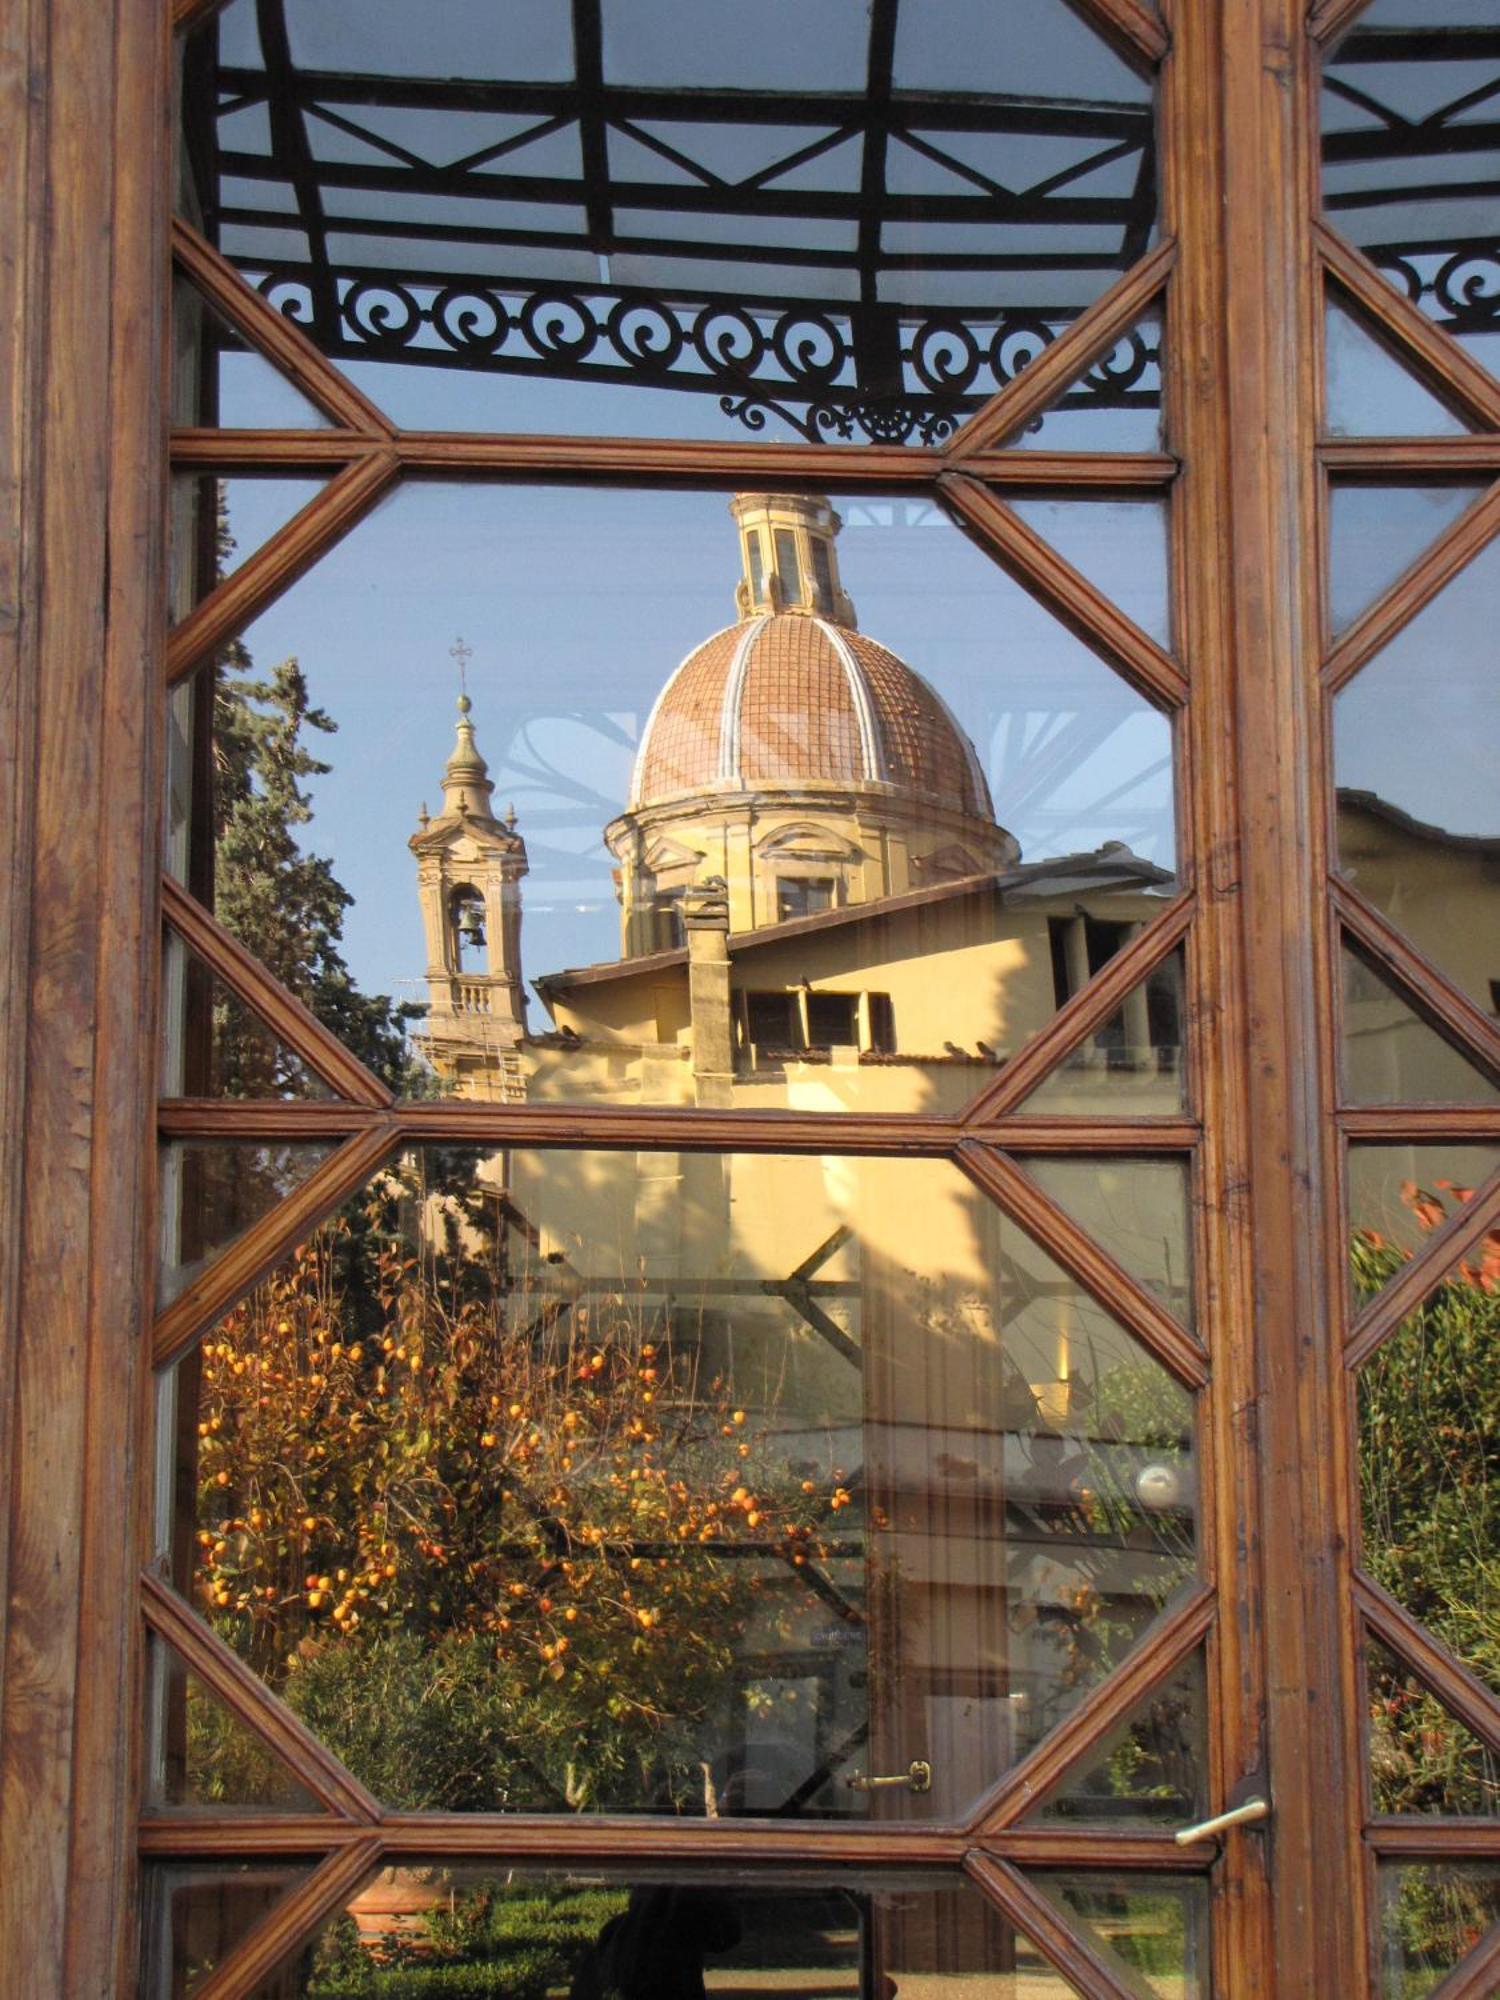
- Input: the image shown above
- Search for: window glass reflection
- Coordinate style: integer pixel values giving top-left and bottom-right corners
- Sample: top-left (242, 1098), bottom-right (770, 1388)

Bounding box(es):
top-left (178, 483), bottom-right (1177, 1111)
top-left (144, 1865), bottom-right (1088, 1999)
top-left (1335, 539), bottom-right (1500, 1017)
top-left (162, 1147), bottom-right (1198, 1821)
top-left (179, 0), bottom-right (1161, 444)
top-left (1359, 1243), bottom-right (1499, 1701)
top-left (1323, 9), bottom-right (1500, 378)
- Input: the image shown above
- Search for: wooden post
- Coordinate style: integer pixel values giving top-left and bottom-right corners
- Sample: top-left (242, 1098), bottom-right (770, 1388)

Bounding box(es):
top-left (0, 0), bottom-right (169, 1992)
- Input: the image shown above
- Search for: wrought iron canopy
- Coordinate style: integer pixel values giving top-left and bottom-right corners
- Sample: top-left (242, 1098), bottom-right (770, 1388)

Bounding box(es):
top-left (183, 0), bottom-right (1162, 441)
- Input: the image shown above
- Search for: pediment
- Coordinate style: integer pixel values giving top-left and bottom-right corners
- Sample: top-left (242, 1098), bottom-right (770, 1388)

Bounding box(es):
top-left (411, 811), bottom-right (523, 862)
top-left (643, 833), bottom-right (705, 873)
top-left (754, 820), bottom-right (862, 862)
top-left (913, 842), bottom-right (983, 881)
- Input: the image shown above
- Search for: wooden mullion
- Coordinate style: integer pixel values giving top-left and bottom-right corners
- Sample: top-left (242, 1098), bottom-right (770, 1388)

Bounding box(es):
top-left (172, 218), bottom-right (394, 435)
top-left (1307, 0), bottom-right (1371, 47)
top-left (963, 896), bottom-right (1194, 1123)
top-left (1366, 1824), bottom-right (1500, 1859)
top-left (171, 430), bottom-right (377, 469)
top-left (968, 1118), bottom-right (1200, 1149)
top-left (1339, 1108), bottom-right (1500, 1141)
top-left (141, 1573), bottom-right (380, 1821)
top-left (153, 1121), bottom-right (399, 1369)
top-left (1335, 885), bottom-right (1500, 1087)
top-left (136, 1814), bottom-right (1204, 1867)
top-left (956, 1142), bottom-right (1207, 1386)
top-left (180, 1835), bottom-right (384, 2000)
top-left (158, 1098), bottom-right (1204, 1158)
top-left (165, 450), bottom-right (402, 685)
top-left (964, 1852), bottom-right (1139, 2000)
top-left (173, 0), bottom-right (233, 33)
top-left (1426, 1919), bottom-right (1500, 2000)
top-left (160, 1100), bottom-right (381, 1139)
top-left (169, 426), bottom-right (1179, 490)
top-left (1322, 440), bottom-right (1500, 476)
top-left (1322, 478), bottom-right (1500, 695)
top-left (938, 471), bottom-right (1188, 708)
top-left (945, 239), bottom-right (1176, 461)
top-left (140, 1815), bottom-right (359, 1855)
top-left (972, 1585), bottom-right (1214, 1833)
top-left (1068, 0), bottom-right (1170, 66)
top-left (163, 878), bottom-right (394, 1107)
top-left (1345, 1162), bottom-right (1500, 1371)
top-left (1316, 223), bottom-right (1500, 435)
top-left (1354, 1574), bottom-right (1500, 1753)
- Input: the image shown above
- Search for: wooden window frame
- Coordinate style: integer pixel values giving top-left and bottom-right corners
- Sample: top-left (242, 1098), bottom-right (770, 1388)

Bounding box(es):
top-left (5, 0), bottom-right (1500, 1992)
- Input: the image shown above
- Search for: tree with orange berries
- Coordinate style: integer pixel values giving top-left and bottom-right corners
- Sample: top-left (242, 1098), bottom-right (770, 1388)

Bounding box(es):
top-left (190, 1160), bottom-right (859, 1812)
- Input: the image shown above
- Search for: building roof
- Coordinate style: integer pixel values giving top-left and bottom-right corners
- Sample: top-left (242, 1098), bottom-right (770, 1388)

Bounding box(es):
top-left (535, 842), bottom-right (1174, 996)
top-left (630, 611), bottom-right (992, 819)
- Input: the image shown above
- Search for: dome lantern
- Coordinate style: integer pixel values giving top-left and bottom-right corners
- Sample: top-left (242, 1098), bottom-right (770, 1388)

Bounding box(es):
top-left (731, 493), bottom-right (857, 628)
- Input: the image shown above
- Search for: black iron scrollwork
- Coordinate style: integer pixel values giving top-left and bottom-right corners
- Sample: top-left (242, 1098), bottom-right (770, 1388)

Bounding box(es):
top-left (250, 265), bottom-right (1161, 442)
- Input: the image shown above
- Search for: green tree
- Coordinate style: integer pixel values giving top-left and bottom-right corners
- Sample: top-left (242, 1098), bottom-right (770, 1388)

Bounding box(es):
top-left (209, 490), bottom-right (424, 1094)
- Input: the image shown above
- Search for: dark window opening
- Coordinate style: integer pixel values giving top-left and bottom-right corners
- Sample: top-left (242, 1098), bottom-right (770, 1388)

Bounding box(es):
top-left (449, 885), bottom-right (487, 972)
top-left (777, 875), bottom-right (835, 922)
top-left (805, 992), bottom-right (858, 1048)
top-left (747, 533), bottom-right (765, 605)
top-left (810, 536), bottom-right (835, 613)
top-left (774, 529), bottom-right (804, 607)
top-left (867, 992), bottom-right (895, 1054)
top-left (746, 992), bottom-right (800, 1050)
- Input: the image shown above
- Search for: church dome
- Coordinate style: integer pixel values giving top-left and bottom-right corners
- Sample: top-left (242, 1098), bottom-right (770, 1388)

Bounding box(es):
top-left (629, 495), bottom-right (992, 822)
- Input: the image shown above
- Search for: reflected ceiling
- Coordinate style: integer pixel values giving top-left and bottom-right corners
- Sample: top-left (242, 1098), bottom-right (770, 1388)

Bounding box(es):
top-left (1322, 16), bottom-right (1500, 346)
top-left (182, 0), bottom-right (1159, 442)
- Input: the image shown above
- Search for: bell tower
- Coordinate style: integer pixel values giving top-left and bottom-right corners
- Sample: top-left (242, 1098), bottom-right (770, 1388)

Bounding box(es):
top-left (409, 692), bottom-right (530, 1087)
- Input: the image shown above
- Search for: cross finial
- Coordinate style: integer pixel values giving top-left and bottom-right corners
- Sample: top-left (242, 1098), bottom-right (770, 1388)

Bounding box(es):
top-left (449, 635), bottom-right (473, 698)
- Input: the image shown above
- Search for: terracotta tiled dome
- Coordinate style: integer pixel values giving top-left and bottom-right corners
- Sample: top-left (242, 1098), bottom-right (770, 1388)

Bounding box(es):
top-left (631, 612), bottom-right (993, 819)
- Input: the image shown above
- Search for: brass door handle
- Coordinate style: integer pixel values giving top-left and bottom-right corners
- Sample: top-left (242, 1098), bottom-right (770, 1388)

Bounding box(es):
top-left (1173, 1795), bottom-right (1270, 1846)
top-left (846, 1759), bottom-right (932, 1794)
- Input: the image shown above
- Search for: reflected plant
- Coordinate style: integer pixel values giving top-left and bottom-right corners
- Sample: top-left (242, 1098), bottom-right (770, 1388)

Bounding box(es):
top-left (1352, 1183), bottom-right (1500, 1869)
top-left (1353, 1180), bottom-right (1499, 1704)
top-left (190, 1161), bottom-right (856, 1812)
top-left (1381, 1866), bottom-right (1500, 2000)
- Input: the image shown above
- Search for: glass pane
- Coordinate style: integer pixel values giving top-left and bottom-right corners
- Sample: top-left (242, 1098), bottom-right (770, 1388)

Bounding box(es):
top-left (1341, 944), bottom-right (1499, 1105)
top-left (1021, 949), bottom-right (1187, 1114)
top-left (1348, 1145), bottom-right (1500, 1306)
top-left (1328, 482), bottom-right (1488, 636)
top-left (168, 1147), bottom-right (1198, 1820)
top-left (1005, 497), bottom-right (1172, 648)
top-left (1030, 1651), bottom-right (1206, 1827)
top-left (1359, 1248), bottom-right (1499, 1696)
top-left (1325, 299), bottom-right (1471, 436)
top-left (183, 484), bottom-right (1177, 1112)
top-left (145, 1636), bottom-right (320, 1811)
top-left (158, 1139), bottom-right (335, 1307)
top-left (171, 475), bottom-right (330, 618)
top-left (171, 278), bottom-right (333, 430)
top-left (1019, 1157), bottom-right (1193, 1326)
top-left (1031, 1874), bottom-right (1210, 2000)
top-left (180, 0), bottom-right (1160, 446)
top-left (1367, 1636), bottom-right (1500, 1818)
top-left (1377, 1863), bottom-right (1500, 2000)
top-left (140, 1861), bottom-right (311, 1999)
top-left (208, 1865), bottom-right (1084, 1999)
top-left (162, 929), bottom-right (336, 1102)
top-left (1323, 9), bottom-right (1500, 378)
top-left (1335, 539), bottom-right (1500, 1014)
top-left (1005, 310), bottom-right (1165, 453)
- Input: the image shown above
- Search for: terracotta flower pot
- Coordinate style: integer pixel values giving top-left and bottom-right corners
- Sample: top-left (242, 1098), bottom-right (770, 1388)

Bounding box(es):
top-left (345, 1866), bottom-right (450, 1959)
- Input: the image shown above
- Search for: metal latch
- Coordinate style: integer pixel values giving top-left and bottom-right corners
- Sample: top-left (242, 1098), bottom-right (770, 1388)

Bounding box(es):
top-left (847, 1759), bottom-right (932, 1794)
